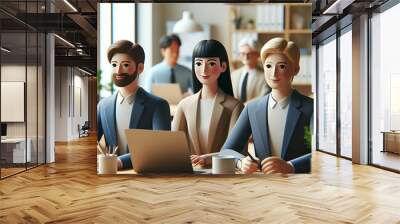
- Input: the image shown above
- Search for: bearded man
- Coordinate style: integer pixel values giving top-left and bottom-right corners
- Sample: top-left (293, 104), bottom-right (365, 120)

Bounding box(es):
top-left (97, 40), bottom-right (171, 170)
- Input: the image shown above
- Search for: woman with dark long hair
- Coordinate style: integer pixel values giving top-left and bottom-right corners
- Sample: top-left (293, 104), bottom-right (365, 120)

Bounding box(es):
top-left (172, 39), bottom-right (244, 167)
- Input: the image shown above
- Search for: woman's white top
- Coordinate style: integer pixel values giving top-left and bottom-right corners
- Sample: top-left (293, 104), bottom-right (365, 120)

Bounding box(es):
top-left (197, 97), bottom-right (216, 154)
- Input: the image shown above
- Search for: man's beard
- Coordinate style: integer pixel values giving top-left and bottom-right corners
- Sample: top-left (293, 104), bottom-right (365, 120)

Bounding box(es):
top-left (112, 72), bottom-right (138, 87)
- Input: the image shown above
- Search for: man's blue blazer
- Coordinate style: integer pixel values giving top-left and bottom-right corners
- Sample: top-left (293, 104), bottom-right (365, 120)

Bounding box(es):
top-left (97, 87), bottom-right (171, 169)
top-left (222, 90), bottom-right (313, 173)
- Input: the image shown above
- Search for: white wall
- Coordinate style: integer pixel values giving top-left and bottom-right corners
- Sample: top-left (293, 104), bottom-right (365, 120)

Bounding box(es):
top-left (1, 65), bottom-right (39, 137)
top-left (55, 66), bottom-right (68, 141)
top-left (73, 72), bottom-right (89, 137)
top-left (1, 65), bottom-right (28, 142)
top-left (54, 67), bottom-right (89, 141)
top-left (137, 3), bottom-right (163, 87)
top-left (1, 63), bottom-right (46, 164)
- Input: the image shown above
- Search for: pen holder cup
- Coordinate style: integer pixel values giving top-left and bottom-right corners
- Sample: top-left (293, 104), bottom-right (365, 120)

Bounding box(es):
top-left (212, 155), bottom-right (236, 174)
top-left (97, 154), bottom-right (118, 174)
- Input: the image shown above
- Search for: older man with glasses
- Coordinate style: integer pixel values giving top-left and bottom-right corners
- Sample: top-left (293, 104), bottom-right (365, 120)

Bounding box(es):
top-left (231, 37), bottom-right (271, 103)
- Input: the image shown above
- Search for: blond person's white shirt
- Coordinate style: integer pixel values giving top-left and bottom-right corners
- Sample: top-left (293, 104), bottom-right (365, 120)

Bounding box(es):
top-left (267, 91), bottom-right (292, 158)
top-left (115, 90), bottom-right (137, 155)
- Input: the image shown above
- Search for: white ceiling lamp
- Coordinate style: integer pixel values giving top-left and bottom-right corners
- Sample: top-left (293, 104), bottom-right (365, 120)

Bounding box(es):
top-left (54, 34), bottom-right (75, 48)
top-left (1, 47), bottom-right (11, 53)
top-left (323, 0), bottom-right (355, 15)
top-left (78, 67), bottom-right (93, 76)
top-left (173, 11), bottom-right (203, 34)
top-left (63, 0), bottom-right (78, 12)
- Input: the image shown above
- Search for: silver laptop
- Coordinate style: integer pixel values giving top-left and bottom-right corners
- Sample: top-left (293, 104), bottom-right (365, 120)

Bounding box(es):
top-left (152, 83), bottom-right (183, 105)
top-left (125, 129), bottom-right (194, 174)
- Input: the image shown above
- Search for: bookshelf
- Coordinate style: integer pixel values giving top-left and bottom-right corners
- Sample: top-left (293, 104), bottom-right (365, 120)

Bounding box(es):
top-left (228, 3), bottom-right (313, 97)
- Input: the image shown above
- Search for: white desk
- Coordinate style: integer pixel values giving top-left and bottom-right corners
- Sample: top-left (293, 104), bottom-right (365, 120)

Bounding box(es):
top-left (1, 138), bottom-right (32, 163)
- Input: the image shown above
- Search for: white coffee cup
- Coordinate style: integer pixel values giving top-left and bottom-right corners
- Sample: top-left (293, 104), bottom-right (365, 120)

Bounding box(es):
top-left (97, 154), bottom-right (118, 174)
top-left (212, 155), bottom-right (236, 174)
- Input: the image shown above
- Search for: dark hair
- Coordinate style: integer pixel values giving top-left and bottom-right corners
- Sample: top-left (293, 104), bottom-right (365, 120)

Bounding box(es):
top-left (191, 39), bottom-right (233, 96)
top-left (159, 34), bottom-right (181, 49)
top-left (107, 40), bottom-right (145, 65)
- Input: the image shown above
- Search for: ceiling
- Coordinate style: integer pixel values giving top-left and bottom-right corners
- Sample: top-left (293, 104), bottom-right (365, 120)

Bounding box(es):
top-left (311, 0), bottom-right (390, 42)
top-left (0, 0), bottom-right (97, 74)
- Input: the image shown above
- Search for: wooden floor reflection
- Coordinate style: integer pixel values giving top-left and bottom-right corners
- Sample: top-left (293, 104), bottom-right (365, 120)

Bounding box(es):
top-left (0, 134), bottom-right (399, 223)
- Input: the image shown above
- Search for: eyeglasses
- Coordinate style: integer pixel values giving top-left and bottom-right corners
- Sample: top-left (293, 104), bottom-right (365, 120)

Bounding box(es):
top-left (239, 52), bottom-right (258, 57)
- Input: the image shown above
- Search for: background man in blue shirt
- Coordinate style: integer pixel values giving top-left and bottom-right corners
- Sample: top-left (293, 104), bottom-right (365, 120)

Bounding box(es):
top-left (145, 34), bottom-right (193, 94)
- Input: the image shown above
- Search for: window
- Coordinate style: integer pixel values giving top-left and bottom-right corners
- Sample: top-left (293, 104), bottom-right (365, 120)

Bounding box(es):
top-left (0, 1), bottom-right (46, 179)
top-left (98, 3), bottom-right (136, 99)
top-left (370, 2), bottom-right (400, 171)
top-left (339, 27), bottom-right (352, 158)
top-left (99, 3), bottom-right (112, 99)
top-left (112, 4), bottom-right (135, 43)
top-left (317, 35), bottom-right (337, 155)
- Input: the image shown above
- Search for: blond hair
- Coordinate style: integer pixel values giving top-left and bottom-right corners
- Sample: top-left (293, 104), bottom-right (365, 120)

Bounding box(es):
top-left (260, 37), bottom-right (300, 75)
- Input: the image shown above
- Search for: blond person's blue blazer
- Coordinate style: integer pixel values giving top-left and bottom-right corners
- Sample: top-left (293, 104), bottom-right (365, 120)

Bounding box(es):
top-left (222, 90), bottom-right (313, 173)
top-left (97, 87), bottom-right (171, 169)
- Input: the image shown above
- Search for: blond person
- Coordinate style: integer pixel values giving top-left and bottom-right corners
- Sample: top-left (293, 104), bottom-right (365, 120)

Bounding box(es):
top-left (222, 37), bottom-right (313, 174)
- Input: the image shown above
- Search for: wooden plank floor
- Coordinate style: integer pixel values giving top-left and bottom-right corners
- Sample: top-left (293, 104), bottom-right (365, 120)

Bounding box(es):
top-left (1, 167), bottom-right (26, 177)
top-left (0, 135), bottom-right (400, 223)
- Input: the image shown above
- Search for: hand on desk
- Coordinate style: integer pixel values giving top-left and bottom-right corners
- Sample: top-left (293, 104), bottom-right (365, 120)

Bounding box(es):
top-left (117, 158), bottom-right (123, 170)
top-left (238, 156), bottom-right (260, 174)
top-left (191, 154), bottom-right (207, 168)
top-left (261, 156), bottom-right (294, 174)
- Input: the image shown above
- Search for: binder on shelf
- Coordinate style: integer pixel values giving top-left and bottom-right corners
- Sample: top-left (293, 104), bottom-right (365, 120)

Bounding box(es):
top-left (278, 4), bottom-right (285, 31)
top-left (256, 4), bottom-right (284, 32)
top-left (271, 5), bottom-right (276, 31)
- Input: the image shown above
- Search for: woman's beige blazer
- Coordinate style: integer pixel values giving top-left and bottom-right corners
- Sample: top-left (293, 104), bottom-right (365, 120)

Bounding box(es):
top-left (172, 89), bottom-right (244, 155)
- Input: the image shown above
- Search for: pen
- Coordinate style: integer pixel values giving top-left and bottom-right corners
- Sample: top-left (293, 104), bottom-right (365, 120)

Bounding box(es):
top-left (247, 153), bottom-right (261, 169)
top-left (112, 146), bottom-right (119, 155)
top-left (108, 145), bottom-right (112, 156)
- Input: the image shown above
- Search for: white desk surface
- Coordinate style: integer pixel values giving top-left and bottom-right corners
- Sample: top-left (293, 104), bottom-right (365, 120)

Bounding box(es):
top-left (1, 138), bottom-right (27, 143)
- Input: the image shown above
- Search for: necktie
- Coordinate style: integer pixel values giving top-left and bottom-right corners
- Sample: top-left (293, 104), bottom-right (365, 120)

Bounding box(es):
top-left (240, 72), bottom-right (248, 102)
top-left (170, 68), bottom-right (176, 83)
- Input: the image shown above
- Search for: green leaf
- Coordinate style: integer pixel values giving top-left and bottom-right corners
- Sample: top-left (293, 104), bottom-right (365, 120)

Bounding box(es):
top-left (304, 126), bottom-right (312, 150)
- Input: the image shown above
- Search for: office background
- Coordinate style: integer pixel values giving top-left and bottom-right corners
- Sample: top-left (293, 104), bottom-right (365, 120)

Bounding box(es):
top-left (314, 0), bottom-right (400, 172)
top-left (0, 1), bottom-right (46, 178)
top-left (98, 3), bottom-right (313, 99)
top-left (0, 0), bottom-right (97, 179)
